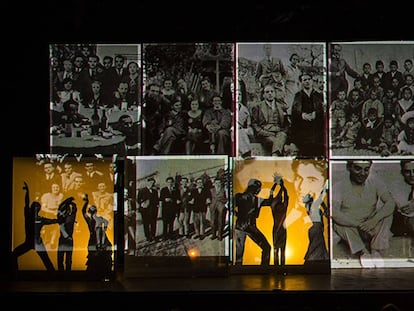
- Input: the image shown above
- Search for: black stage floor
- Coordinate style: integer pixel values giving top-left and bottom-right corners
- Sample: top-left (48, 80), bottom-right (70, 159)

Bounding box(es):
top-left (1, 269), bottom-right (413, 311)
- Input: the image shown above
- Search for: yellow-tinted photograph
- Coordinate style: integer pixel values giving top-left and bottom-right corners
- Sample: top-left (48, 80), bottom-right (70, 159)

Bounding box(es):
top-left (11, 155), bottom-right (117, 278)
top-left (233, 158), bottom-right (329, 270)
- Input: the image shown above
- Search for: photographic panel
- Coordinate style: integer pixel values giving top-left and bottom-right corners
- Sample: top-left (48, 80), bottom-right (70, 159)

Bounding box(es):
top-left (232, 158), bottom-right (330, 273)
top-left (330, 159), bottom-right (414, 268)
top-left (328, 41), bottom-right (414, 159)
top-left (11, 154), bottom-right (119, 280)
top-left (123, 155), bottom-right (231, 277)
top-left (49, 44), bottom-right (142, 157)
top-left (142, 43), bottom-right (235, 156)
top-left (236, 42), bottom-right (327, 159)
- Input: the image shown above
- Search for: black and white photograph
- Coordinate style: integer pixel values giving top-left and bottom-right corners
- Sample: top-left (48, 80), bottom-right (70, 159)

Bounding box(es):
top-left (330, 159), bottom-right (414, 268)
top-left (123, 155), bottom-right (231, 276)
top-left (329, 41), bottom-right (414, 158)
top-left (49, 44), bottom-right (142, 156)
top-left (236, 42), bottom-right (327, 158)
top-left (141, 43), bottom-right (235, 156)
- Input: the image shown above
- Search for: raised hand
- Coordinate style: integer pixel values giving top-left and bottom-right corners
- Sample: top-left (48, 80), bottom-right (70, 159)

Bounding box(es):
top-left (273, 173), bottom-right (282, 184)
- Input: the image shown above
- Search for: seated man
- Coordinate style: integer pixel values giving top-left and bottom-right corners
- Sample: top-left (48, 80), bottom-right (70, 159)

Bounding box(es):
top-left (202, 95), bottom-right (232, 154)
top-left (251, 84), bottom-right (289, 156)
top-left (332, 160), bottom-right (395, 268)
top-left (153, 98), bottom-right (187, 155)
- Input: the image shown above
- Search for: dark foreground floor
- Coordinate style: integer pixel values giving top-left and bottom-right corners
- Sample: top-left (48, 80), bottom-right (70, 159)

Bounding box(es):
top-left (1, 268), bottom-right (413, 311)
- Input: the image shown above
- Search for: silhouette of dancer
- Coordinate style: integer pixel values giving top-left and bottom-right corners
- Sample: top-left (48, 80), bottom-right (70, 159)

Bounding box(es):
top-left (12, 181), bottom-right (58, 272)
top-left (234, 178), bottom-right (271, 265)
top-left (302, 181), bottom-right (329, 264)
top-left (82, 194), bottom-right (112, 277)
top-left (57, 196), bottom-right (77, 272)
top-left (269, 175), bottom-right (289, 266)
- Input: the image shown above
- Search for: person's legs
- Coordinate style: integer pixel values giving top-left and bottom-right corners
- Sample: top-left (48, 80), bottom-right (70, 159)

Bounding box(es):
top-left (235, 229), bottom-right (247, 265)
top-left (247, 226), bottom-right (271, 265)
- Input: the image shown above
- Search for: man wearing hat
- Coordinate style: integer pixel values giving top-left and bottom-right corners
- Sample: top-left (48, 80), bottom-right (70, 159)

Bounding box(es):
top-left (234, 178), bottom-right (271, 265)
top-left (397, 110), bottom-right (414, 155)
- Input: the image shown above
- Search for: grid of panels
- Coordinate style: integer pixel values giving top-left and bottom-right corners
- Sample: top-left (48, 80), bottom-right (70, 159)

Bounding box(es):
top-left (11, 41), bottom-right (414, 279)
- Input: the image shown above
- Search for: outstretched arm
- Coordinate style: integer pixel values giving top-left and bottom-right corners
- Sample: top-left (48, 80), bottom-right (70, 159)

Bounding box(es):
top-left (261, 183), bottom-right (278, 206)
top-left (23, 181), bottom-right (29, 208)
top-left (262, 175), bottom-right (283, 205)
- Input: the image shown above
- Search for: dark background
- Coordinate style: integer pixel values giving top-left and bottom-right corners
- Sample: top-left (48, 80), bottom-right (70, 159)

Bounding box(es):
top-left (1, 1), bottom-right (413, 307)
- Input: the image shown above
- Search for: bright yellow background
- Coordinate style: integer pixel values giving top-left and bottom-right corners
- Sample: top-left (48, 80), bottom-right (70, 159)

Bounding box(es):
top-left (233, 159), bottom-right (329, 265)
top-left (12, 157), bottom-right (115, 271)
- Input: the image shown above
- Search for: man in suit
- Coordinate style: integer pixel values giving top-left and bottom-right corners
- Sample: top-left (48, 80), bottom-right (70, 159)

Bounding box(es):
top-left (137, 177), bottom-right (159, 242)
top-left (202, 95), bottom-right (232, 155)
top-left (329, 43), bottom-right (359, 100)
top-left (159, 177), bottom-right (180, 240)
top-left (290, 73), bottom-right (325, 157)
top-left (251, 84), bottom-right (289, 156)
top-left (255, 43), bottom-right (286, 88)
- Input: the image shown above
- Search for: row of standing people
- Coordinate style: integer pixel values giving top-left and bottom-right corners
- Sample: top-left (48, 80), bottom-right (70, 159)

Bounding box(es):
top-left (51, 53), bottom-right (141, 111)
top-left (132, 175), bottom-right (229, 246)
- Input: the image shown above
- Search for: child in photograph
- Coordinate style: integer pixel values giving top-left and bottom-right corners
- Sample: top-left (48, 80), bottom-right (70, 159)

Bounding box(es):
top-left (378, 115), bottom-right (399, 156)
top-left (397, 111), bottom-right (414, 155)
top-left (355, 107), bottom-right (383, 152)
top-left (334, 111), bottom-right (361, 149)
top-left (361, 89), bottom-right (384, 122)
top-left (382, 88), bottom-right (398, 124)
top-left (395, 87), bottom-right (414, 129)
top-left (330, 90), bottom-right (348, 138)
top-left (345, 88), bottom-right (364, 121)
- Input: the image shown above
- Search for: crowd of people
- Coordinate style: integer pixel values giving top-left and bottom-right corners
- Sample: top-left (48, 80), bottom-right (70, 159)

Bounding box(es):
top-left (142, 43), bottom-right (234, 156)
top-left (237, 43), bottom-right (326, 158)
top-left (124, 168), bottom-right (230, 256)
top-left (330, 44), bottom-right (414, 156)
top-left (50, 44), bottom-right (141, 156)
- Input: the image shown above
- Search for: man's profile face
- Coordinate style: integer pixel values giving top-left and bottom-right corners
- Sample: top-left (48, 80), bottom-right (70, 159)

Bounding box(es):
top-left (294, 163), bottom-right (325, 201)
top-left (402, 162), bottom-right (414, 186)
top-left (348, 161), bottom-right (371, 185)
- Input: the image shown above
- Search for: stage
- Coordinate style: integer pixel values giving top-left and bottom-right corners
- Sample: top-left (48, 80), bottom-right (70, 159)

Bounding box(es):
top-left (2, 269), bottom-right (413, 310)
